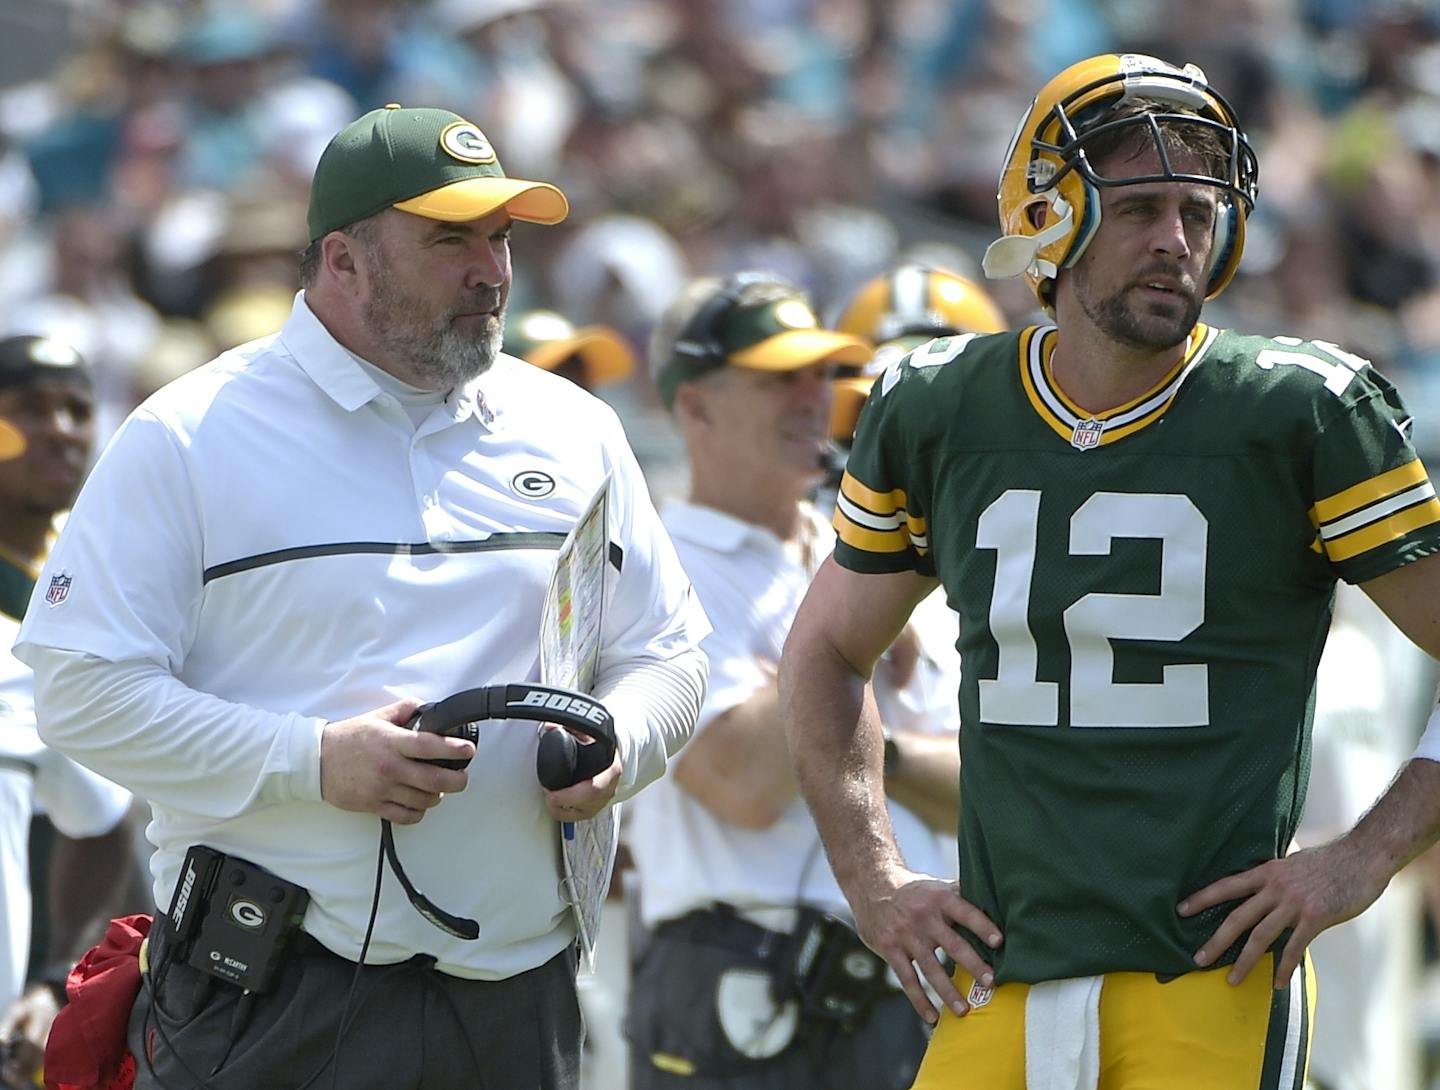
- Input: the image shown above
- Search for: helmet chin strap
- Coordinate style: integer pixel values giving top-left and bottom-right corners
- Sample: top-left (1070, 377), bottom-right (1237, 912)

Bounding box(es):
top-left (982, 193), bottom-right (1074, 281)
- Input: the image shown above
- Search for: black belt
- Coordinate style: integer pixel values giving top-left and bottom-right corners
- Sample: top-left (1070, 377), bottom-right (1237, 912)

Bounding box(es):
top-left (654, 905), bottom-right (790, 960)
top-left (151, 912), bottom-right (435, 973)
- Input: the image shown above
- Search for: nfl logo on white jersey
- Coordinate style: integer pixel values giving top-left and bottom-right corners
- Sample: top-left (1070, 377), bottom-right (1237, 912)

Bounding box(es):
top-left (45, 572), bottom-right (72, 606)
top-left (1070, 418), bottom-right (1104, 451)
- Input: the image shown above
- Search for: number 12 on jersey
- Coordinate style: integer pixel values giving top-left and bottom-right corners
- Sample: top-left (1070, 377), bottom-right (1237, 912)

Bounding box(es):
top-left (975, 489), bottom-right (1210, 729)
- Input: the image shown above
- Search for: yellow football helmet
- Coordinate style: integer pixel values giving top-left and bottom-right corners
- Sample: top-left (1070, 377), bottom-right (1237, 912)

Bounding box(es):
top-left (983, 53), bottom-right (1259, 310)
top-left (835, 265), bottom-right (1006, 346)
top-left (829, 265), bottom-right (1008, 441)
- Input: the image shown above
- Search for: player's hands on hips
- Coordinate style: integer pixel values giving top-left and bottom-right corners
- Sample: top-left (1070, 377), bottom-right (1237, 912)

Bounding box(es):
top-left (320, 697), bottom-right (473, 824)
top-left (852, 862), bottom-right (1002, 1025)
top-left (1179, 836), bottom-right (1386, 987)
top-left (541, 726), bottom-right (622, 822)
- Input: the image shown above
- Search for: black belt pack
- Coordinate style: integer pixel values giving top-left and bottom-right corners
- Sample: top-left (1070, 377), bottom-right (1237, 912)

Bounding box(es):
top-left (164, 844), bottom-right (310, 993)
top-left (770, 906), bottom-right (890, 1030)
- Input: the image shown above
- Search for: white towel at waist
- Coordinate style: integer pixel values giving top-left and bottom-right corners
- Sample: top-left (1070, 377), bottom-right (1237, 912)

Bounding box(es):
top-left (1024, 975), bottom-right (1102, 1090)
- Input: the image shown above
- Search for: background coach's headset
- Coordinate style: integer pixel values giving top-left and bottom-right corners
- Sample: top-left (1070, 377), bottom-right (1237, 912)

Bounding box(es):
top-left (383, 682), bottom-right (617, 939)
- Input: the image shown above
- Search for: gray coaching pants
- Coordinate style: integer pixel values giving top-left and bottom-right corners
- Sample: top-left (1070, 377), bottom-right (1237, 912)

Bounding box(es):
top-left (130, 922), bottom-right (582, 1090)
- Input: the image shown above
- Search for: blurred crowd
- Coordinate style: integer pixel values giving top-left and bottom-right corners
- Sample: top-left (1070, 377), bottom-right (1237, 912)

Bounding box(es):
top-left (4, 0), bottom-right (1440, 467)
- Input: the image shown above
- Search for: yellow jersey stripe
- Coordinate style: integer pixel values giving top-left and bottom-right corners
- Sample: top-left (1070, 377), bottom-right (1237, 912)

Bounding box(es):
top-left (839, 471), bottom-right (910, 518)
top-left (1322, 497), bottom-right (1440, 562)
top-left (1311, 460), bottom-right (1431, 524)
top-left (833, 510), bottom-right (915, 553)
top-left (1318, 481), bottom-right (1435, 541)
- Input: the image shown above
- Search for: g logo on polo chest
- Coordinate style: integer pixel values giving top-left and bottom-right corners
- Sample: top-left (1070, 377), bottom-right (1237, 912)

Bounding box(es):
top-left (512, 470), bottom-right (557, 498)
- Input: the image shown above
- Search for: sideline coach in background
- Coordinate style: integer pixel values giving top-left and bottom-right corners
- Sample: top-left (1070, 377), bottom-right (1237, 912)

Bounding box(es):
top-left (15, 105), bottom-right (709, 1090)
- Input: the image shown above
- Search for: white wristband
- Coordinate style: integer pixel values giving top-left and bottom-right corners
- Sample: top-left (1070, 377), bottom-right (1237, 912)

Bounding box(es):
top-left (1413, 703), bottom-right (1440, 765)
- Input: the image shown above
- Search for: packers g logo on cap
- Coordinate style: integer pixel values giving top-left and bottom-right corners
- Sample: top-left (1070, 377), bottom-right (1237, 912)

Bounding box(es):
top-left (439, 121), bottom-right (497, 164)
top-left (30, 339), bottom-right (83, 368)
top-left (773, 299), bottom-right (819, 330)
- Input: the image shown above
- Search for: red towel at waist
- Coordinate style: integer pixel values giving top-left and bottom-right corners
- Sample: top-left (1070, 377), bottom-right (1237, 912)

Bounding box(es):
top-left (44, 913), bottom-right (151, 1090)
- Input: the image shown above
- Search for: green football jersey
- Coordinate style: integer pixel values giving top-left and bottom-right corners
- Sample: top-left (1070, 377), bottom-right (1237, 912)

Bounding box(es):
top-left (834, 323), bottom-right (1440, 984)
top-left (0, 552), bottom-right (36, 621)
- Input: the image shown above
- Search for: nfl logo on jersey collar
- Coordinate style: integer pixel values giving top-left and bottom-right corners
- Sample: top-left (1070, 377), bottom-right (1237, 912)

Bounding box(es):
top-left (1070, 418), bottom-right (1104, 451)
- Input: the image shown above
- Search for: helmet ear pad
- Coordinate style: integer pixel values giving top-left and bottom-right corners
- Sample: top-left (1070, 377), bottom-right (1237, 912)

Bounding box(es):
top-left (1203, 198), bottom-right (1244, 298)
top-left (1055, 177), bottom-right (1104, 274)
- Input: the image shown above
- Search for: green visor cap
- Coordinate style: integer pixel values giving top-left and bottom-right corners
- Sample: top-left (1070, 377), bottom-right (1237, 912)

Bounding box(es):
top-left (0, 335), bottom-right (91, 390)
top-left (306, 105), bottom-right (570, 242)
top-left (507, 310), bottom-right (636, 385)
top-left (658, 296), bottom-right (870, 409)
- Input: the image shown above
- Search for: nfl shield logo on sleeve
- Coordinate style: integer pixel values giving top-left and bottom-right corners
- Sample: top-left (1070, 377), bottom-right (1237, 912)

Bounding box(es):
top-left (1070, 418), bottom-right (1104, 451)
top-left (45, 572), bottom-right (72, 607)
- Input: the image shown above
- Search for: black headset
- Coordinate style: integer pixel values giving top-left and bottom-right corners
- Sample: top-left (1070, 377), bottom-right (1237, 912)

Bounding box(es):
top-left (670, 271), bottom-right (783, 371)
top-left (382, 682), bottom-right (618, 940)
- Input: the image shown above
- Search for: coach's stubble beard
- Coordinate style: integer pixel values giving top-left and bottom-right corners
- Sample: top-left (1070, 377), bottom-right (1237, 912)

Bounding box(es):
top-left (364, 280), bottom-right (505, 391)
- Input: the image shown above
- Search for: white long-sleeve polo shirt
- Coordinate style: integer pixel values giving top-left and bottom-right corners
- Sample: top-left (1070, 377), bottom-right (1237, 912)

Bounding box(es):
top-left (625, 501), bottom-right (950, 929)
top-left (15, 293), bottom-right (709, 980)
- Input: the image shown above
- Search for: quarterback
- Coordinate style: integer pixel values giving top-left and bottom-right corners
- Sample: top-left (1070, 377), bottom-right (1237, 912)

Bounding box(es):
top-left (779, 53), bottom-right (1440, 1089)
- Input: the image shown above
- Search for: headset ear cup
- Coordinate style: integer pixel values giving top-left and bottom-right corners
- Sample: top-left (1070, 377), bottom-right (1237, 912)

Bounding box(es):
top-left (537, 729), bottom-right (580, 789)
top-left (536, 728), bottom-right (613, 790)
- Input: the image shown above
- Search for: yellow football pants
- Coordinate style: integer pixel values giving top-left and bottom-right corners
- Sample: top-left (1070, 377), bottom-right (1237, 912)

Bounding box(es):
top-left (912, 954), bottom-right (1314, 1090)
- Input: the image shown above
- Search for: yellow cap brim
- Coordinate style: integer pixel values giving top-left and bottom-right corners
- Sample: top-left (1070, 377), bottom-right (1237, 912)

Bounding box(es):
top-left (727, 329), bottom-right (872, 370)
top-left (527, 327), bottom-right (635, 385)
top-left (393, 177), bottom-right (569, 225)
top-left (0, 419), bottom-right (25, 460)
top-left (828, 376), bottom-right (875, 440)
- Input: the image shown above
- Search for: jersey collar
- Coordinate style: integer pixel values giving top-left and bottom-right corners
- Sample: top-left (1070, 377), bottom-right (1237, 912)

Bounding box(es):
top-left (1018, 322), bottom-right (1218, 449)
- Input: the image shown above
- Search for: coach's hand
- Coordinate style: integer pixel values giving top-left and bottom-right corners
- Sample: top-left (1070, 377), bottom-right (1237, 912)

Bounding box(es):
top-left (852, 862), bottom-right (1002, 1025)
top-left (321, 697), bottom-right (473, 824)
top-left (1179, 836), bottom-right (1387, 987)
top-left (541, 726), bottom-right (622, 822)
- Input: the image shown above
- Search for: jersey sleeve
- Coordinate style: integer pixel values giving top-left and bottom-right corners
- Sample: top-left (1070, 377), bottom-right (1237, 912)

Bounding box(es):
top-left (832, 348), bottom-right (936, 577)
top-left (35, 752), bottom-right (131, 839)
top-left (1307, 352), bottom-right (1440, 584)
top-left (15, 407), bottom-right (203, 668)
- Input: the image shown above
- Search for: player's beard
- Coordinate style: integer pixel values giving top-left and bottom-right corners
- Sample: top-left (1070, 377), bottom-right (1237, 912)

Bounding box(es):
top-left (362, 277), bottom-right (504, 390)
top-left (1074, 264), bottom-right (1202, 353)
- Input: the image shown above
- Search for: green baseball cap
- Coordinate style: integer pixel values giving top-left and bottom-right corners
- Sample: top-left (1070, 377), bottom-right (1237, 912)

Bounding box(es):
top-left (306, 104), bottom-right (569, 242)
top-left (0, 335), bottom-right (91, 461)
top-left (506, 310), bottom-right (636, 386)
top-left (656, 289), bottom-right (870, 410)
top-left (0, 335), bottom-right (91, 391)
